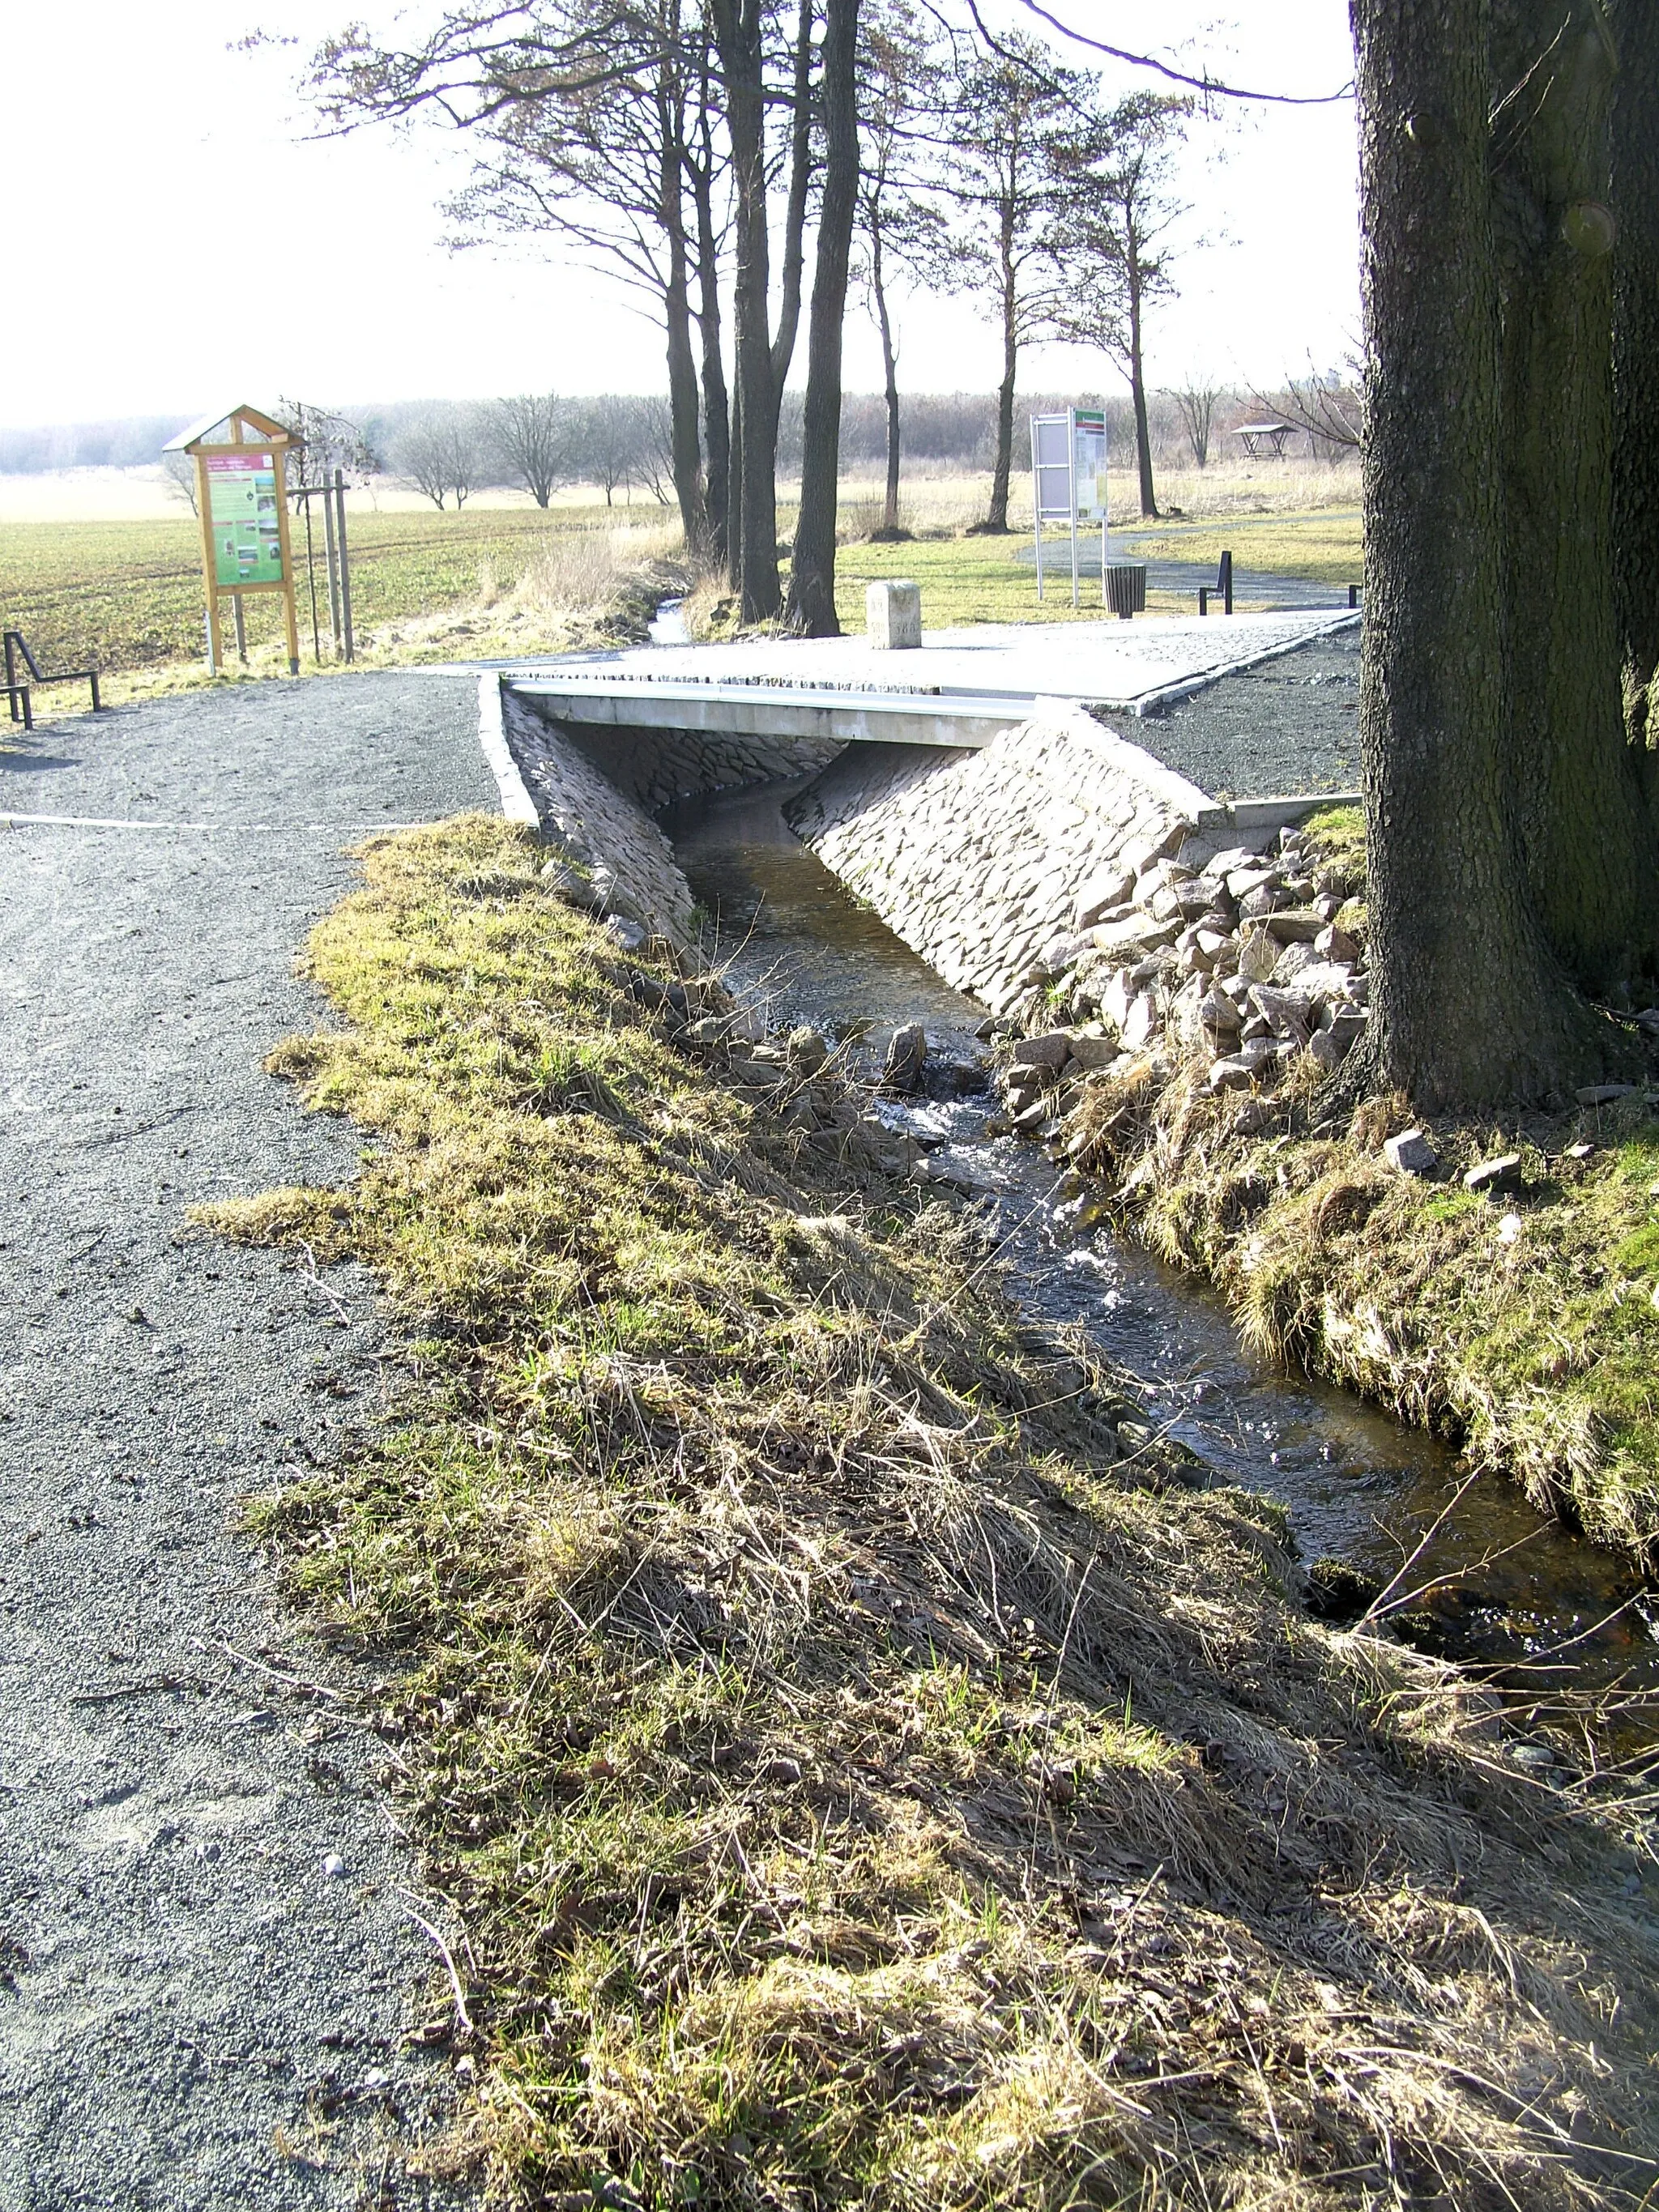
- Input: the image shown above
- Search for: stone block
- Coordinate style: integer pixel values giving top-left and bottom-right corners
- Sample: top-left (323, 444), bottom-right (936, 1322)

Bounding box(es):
top-left (1384, 1127), bottom-right (1439, 1178)
top-left (1010, 1031), bottom-right (1073, 1071)
top-left (1067, 1035), bottom-right (1121, 1071)
top-left (1073, 868), bottom-right (1136, 929)
top-left (1464, 1153), bottom-right (1523, 1196)
top-left (1576, 1083), bottom-right (1638, 1106)
top-left (865, 578), bottom-right (923, 649)
top-left (1265, 907), bottom-right (1324, 943)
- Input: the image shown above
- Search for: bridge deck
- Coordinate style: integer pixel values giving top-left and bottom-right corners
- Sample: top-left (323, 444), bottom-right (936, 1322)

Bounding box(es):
top-left (489, 607), bottom-right (1359, 745)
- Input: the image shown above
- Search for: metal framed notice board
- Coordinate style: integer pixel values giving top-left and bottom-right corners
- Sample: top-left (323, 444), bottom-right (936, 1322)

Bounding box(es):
top-left (1030, 407), bottom-right (1108, 604)
top-left (163, 403), bottom-right (301, 675)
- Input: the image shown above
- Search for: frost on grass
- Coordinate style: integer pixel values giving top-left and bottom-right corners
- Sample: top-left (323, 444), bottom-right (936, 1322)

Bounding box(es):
top-left (200, 816), bottom-right (1659, 2210)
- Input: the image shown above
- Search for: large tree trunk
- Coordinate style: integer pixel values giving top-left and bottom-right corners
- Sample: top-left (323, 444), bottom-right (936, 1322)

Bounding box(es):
top-left (985, 229), bottom-right (1018, 532)
top-left (1125, 249), bottom-right (1158, 518)
top-left (710, 0), bottom-right (781, 620)
top-left (787, 0), bottom-right (861, 636)
top-left (690, 102), bottom-right (731, 568)
top-left (1610, 0), bottom-right (1659, 795)
top-left (770, 0), bottom-right (816, 399)
top-left (659, 75), bottom-right (706, 556)
top-left (872, 224), bottom-right (903, 533)
top-left (1352, 0), bottom-right (1589, 1107)
top-left (1489, 0), bottom-right (1657, 987)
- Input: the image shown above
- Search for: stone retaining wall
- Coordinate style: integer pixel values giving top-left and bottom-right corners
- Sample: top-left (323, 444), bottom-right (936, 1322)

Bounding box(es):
top-left (531, 706), bottom-right (843, 812)
top-left (501, 688), bottom-right (697, 939)
top-left (784, 702), bottom-right (1219, 1015)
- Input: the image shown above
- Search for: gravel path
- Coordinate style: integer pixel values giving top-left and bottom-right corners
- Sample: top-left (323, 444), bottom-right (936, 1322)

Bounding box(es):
top-left (1124, 624), bottom-right (1362, 799)
top-left (0, 673), bottom-right (494, 2209)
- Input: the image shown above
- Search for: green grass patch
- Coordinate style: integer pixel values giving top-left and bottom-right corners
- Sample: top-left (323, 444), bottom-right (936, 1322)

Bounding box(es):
top-left (1073, 1076), bottom-right (1659, 1562)
top-left (830, 531), bottom-right (1201, 632)
top-left (1115, 509), bottom-right (1365, 586)
top-left (1064, 810), bottom-right (1659, 1562)
top-left (197, 816), bottom-right (1657, 2207)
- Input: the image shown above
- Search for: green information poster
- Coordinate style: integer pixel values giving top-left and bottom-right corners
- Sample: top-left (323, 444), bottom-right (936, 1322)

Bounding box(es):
top-left (206, 454), bottom-right (284, 586)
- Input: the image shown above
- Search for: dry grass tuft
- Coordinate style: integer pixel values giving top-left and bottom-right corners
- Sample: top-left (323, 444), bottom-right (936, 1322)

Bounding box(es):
top-left (198, 816), bottom-right (1659, 2208)
top-left (513, 523), bottom-right (684, 622)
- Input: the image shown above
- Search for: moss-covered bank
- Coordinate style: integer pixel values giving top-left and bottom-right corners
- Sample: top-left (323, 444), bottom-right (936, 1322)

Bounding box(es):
top-left (202, 818), bottom-right (1659, 2210)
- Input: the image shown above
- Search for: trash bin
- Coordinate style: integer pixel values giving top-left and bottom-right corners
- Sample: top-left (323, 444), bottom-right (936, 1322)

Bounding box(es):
top-left (1104, 563), bottom-right (1148, 620)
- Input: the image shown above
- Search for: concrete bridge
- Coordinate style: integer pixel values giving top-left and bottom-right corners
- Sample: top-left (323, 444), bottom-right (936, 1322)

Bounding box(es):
top-left (480, 607), bottom-right (1359, 754)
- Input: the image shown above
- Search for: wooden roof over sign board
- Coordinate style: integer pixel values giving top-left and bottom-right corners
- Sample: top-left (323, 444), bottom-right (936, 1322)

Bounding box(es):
top-left (164, 405), bottom-right (293, 454)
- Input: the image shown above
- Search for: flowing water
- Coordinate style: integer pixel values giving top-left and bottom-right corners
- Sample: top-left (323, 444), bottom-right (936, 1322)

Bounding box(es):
top-left (663, 775), bottom-right (1659, 1743)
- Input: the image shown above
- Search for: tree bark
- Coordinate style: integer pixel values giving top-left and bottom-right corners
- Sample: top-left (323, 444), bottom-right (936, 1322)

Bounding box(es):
top-left (689, 93), bottom-right (730, 567)
top-left (871, 222), bottom-right (903, 533)
top-left (986, 216), bottom-right (1018, 533)
top-left (1489, 0), bottom-right (1657, 987)
top-left (787, 0), bottom-right (861, 636)
top-left (1352, 0), bottom-right (1589, 1106)
top-left (710, 0), bottom-right (782, 619)
top-left (1610, 0), bottom-right (1659, 786)
top-left (1125, 245), bottom-right (1158, 517)
top-left (658, 62), bottom-right (706, 554)
top-left (770, 0), bottom-right (817, 398)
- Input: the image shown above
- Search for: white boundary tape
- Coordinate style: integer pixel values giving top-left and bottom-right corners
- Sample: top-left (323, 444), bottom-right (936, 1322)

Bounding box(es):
top-left (1, 812), bottom-right (434, 833)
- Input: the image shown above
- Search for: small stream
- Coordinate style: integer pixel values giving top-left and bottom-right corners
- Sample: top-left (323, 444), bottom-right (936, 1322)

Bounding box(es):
top-left (662, 775), bottom-right (1659, 1745)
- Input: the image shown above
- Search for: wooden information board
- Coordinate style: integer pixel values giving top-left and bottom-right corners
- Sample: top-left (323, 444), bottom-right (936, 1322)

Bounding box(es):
top-left (164, 404), bottom-right (301, 675)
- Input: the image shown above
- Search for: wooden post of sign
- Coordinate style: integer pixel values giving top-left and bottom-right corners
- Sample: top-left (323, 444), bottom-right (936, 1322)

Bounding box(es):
top-left (322, 475), bottom-right (342, 653)
top-left (193, 452), bottom-right (225, 675)
top-left (334, 469), bottom-right (354, 663)
top-left (273, 447), bottom-right (300, 673)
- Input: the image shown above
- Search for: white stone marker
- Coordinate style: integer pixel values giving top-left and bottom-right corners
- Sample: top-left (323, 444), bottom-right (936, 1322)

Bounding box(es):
top-left (865, 578), bottom-right (923, 649)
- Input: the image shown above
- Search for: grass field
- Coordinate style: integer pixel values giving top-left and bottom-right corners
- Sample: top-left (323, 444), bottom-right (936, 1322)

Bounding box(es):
top-left (0, 505), bottom-right (598, 678)
top-left (1115, 508), bottom-right (1365, 586)
top-left (0, 461), bottom-right (1364, 715)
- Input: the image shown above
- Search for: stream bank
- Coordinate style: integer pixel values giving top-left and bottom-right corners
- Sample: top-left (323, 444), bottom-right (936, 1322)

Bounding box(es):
top-left (660, 774), bottom-right (1659, 1750)
top-left (207, 813), bottom-right (1659, 2208)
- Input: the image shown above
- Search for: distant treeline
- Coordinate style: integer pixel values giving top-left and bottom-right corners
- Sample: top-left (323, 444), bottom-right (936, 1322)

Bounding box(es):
top-left (0, 386), bottom-right (1346, 485)
top-left (0, 416), bottom-right (197, 474)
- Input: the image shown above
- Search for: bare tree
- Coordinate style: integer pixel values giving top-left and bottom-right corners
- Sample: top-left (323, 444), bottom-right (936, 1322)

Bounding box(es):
top-left (395, 408), bottom-right (487, 510)
top-left (569, 394), bottom-right (646, 505)
top-left (631, 395), bottom-right (679, 505)
top-left (1043, 90), bottom-right (1192, 518)
top-left (306, 2), bottom-right (712, 551)
top-left (160, 450), bottom-right (198, 514)
top-left (1252, 353), bottom-right (1363, 454)
top-left (492, 392), bottom-right (569, 506)
top-left (1166, 375), bottom-right (1226, 467)
top-left (277, 399), bottom-right (378, 489)
top-left (854, 0), bottom-right (949, 536)
top-left (937, 31), bottom-right (1081, 532)
top-left (786, 0), bottom-right (863, 636)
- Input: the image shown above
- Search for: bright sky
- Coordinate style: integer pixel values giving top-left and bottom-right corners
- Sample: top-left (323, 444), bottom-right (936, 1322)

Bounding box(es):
top-left (0, 1), bottom-right (1358, 430)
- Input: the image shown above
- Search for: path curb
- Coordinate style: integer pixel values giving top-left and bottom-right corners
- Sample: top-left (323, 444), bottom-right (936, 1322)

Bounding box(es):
top-left (476, 671), bottom-right (542, 827)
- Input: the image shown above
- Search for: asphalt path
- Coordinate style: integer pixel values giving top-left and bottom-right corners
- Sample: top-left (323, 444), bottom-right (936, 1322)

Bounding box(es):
top-left (0, 673), bottom-right (493, 2210)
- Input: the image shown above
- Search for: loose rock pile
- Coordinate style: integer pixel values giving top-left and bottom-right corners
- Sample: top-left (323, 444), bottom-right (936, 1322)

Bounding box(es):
top-left (1000, 818), bottom-right (1370, 1110)
top-left (615, 950), bottom-right (951, 1182)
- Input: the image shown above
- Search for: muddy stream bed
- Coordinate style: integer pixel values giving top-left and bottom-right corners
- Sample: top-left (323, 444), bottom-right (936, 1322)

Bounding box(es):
top-left (661, 774), bottom-right (1659, 1759)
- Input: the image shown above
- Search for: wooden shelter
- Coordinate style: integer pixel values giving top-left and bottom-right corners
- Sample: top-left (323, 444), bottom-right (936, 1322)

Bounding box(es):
top-left (164, 404), bottom-right (301, 675)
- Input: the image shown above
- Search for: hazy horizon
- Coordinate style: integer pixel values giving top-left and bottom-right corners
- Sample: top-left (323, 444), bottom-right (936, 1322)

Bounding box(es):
top-left (0, 2), bottom-right (1359, 433)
